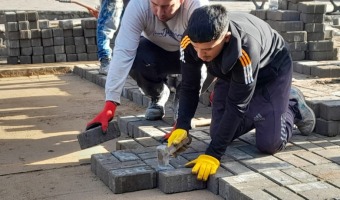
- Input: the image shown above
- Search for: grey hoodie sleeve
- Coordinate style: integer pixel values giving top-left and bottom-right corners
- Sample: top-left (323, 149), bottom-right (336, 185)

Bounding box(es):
top-left (105, 0), bottom-right (146, 103)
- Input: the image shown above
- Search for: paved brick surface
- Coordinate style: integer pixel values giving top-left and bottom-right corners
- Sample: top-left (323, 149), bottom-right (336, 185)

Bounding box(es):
top-left (71, 64), bottom-right (340, 199)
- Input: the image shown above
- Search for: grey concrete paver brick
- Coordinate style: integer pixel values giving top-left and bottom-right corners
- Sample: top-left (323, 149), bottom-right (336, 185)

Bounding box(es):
top-left (320, 100), bottom-right (340, 121)
top-left (8, 31), bottom-right (20, 40)
top-left (72, 27), bottom-right (84, 36)
top-left (287, 181), bottom-right (340, 200)
top-left (220, 161), bottom-right (253, 175)
top-left (77, 120), bottom-right (120, 149)
top-left (117, 115), bottom-right (143, 135)
top-left (298, 2), bottom-right (327, 14)
top-left (241, 155), bottom-right (293, 172)
top-left (309, 139), bottom-right (340, 149)
top-left (275, 153), bottom-right (314, 167)
top-left (19, 55), bottom-right (31, 64)
top-left (169, 155), bottom-right (188, 169)
top-left (32, 55), bottom-right (43, 63)
top-left (291, 140), bottom-right (325, 151)
top-left (31, 38), bottom-right (41, 47)
top-left (6, 22), bottom-right (18, 32)
top-left (76, 52), bottom-right (87, 61)
top-left (294, 151), bottom-right (331, 165)
top-left (327, 179), bottom-right (340, 188)
top-left (262, 169), bottom-right (300, 186)
top-left (181, 152), bottom-right (201, 162)
top-left (116, 138), bottom-right (144, 150)
top-left (42, 38), bottom-right (53, 46)
top-left (143, 158), bottom-right (174, 172)
top-left (5, 11), bottom-right (17, 22)
top-left (189, 140), bottom-right (208, 153)
top-left (207, 167), bottom-right (233, 195)
top-left (131, 146), bottom-right (157, 154)
top-left (19, 30), bottom-right (31, 39)
top-left (63, 29), bottom-right (72, 37)
top-left (313, 148), bottom-right (340, 164)
top-left (158, 168), bottom-right (206, 194)
top-left (239, 190), bottom-right (278, 200)
top-left (27, 11), bottom-right (39, 21)
top-left (138, 125), bottom-right (167, 138)
top-left (55, 54), bottom-right (66, 62)
top-left (137, 151), bottom-right (158, 160)
top-left (304, 23), bottom-right (325, 32)
top-left (264, 186), bottom-right (305, 200)
top-left (225, 146), bottom-right (254, 160)
top-left (267, 10), bottom-right (300, 21)
top-left (98, 159), bottom-right (145, 186)
top-left (66, 53), bottom-right (77, 61)
top-left (108, 166), bottom-right (156, 194)
top-left (307, 32), bottom-right (326, 41)
top-left (90, 153), bottom-right (113, 174)
top-left (282, 167), bottom-right (318, 183)
top-left (58, 19), bottom-right (73, 29)
top-left (111, 151), bottom-right (140, 162)
top-left (219, 173), bottom-right (277, 200)
top-left (300, 13), bottom-right (325, 23)
top-left (190, 130), bottom-right (211, 140)
top-left (302, 163), bottom-right (340, 180)
top-left (54, 37), bottom-right (64, 46)
top-left (237, 145), bottom-right (270, 158)
top-left (280, 31), bottom-right (307, 42)
top-left (84, 28), bottom-right (96, 37)
top-left (135, 137), bottom-right (161, 147)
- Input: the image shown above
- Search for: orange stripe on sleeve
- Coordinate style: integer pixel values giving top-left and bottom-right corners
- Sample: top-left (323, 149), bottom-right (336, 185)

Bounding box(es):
top-left (241, 49), bottom-right (251, 65)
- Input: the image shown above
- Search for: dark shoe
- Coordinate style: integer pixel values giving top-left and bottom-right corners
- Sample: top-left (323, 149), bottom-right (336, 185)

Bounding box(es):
top-left (145, 85), bottom-right (170, 120)
top-left (145, 101), bottom-right (165, 120)
top-left (290, 86), bottom-right (316, 135)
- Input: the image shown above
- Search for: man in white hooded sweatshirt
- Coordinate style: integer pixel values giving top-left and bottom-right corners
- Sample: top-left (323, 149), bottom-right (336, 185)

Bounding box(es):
top-left (86, 0), bottom-right (209, 133)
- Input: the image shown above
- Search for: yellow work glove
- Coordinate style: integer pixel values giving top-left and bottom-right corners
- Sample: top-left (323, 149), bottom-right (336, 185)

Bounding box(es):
top-left (167, 128), bottom-right (188, 147)
top-left (185, 154), bottom-right (220, 181)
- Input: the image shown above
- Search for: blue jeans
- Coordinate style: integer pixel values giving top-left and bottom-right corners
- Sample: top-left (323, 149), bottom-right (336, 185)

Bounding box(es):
top-left (97, 0), bottom-right (124, 61)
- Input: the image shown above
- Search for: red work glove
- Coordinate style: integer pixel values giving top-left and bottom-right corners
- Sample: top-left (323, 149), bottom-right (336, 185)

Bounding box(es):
top-left (86, 101), bottom-right (117, 133)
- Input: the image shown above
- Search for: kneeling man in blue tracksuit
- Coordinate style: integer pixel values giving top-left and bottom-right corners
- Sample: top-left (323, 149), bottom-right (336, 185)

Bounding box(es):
top-left (167, 4), bottom-right (316, 181)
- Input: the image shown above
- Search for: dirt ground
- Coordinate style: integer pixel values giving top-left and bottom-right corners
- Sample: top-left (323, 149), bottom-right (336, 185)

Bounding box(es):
top-left (0, 73), bottom-right (221, 200)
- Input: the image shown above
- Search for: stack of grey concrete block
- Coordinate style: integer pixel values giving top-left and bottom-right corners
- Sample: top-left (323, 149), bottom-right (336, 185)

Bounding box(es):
top-left (250, 0), bottom-right (340, 137)
top-left (4, 11), bottom-right (98, 64)
top-left (251, 0), bottom-right (337, 62)
top-left (0, 24), bottom-right (6, 59)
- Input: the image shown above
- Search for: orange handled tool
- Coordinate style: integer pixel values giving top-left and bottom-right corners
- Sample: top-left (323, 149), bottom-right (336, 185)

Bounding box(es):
top-left (56, 0), bottom-right (99, 18)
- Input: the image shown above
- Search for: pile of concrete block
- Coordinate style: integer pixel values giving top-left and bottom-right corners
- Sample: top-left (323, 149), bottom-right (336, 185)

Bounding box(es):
top-left (251, 0), bottom-right (338, 62)
top-left (0, 24), bottom-right (6, 59)
top-left (4, 11), bottom-right (98, 64)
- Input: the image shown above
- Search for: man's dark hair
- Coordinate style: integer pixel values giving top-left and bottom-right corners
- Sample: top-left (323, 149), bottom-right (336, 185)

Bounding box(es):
top-left (188, 4), bottom-right (229, 43)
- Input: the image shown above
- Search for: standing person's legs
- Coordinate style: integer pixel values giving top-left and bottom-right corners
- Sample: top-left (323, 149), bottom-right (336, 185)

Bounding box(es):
top-left (129, 37), bottom-right (181, 120)
top-left (97, 0), bottom-right (124, 74)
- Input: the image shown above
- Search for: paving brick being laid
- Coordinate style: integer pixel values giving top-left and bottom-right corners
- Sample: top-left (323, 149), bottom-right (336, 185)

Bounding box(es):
top-left (77, 119), bottom-right (120, 149)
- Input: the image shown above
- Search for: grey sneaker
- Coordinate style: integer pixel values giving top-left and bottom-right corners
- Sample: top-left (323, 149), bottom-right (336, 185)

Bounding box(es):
top-left (98, 58), bottom-right (111, 75)
top-left (145, 84), bottom-right (170, 120)
top-left (290, 86), bottom-right (316, 135)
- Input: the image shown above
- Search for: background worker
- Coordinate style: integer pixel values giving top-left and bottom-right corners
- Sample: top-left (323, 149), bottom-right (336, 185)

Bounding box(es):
top-left (168, 4), bottom-right (316, 181)
top-left (86, 0), bottom-right (209, 132)
top-left (97, 0), bottom-right (128, 75)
